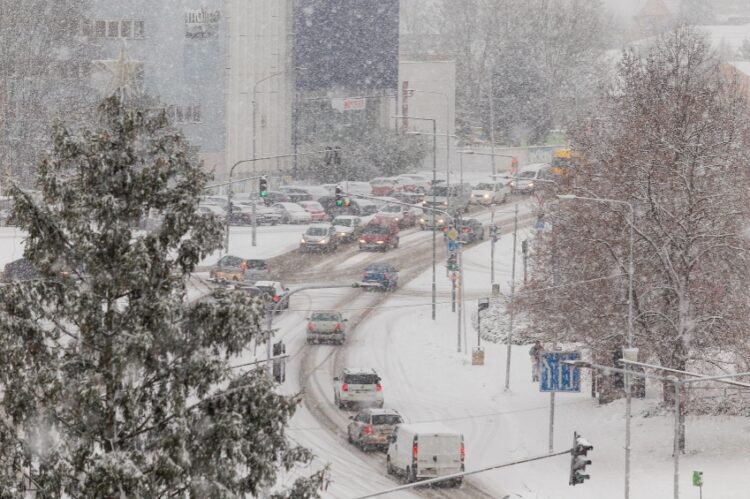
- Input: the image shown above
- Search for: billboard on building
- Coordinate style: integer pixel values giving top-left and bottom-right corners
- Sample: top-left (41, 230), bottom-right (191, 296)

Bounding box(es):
top-left (294, 0), bottom-right (399, 91)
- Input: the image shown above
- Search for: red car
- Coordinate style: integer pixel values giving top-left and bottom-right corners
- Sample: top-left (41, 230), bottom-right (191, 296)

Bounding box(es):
top-left (298, 201), bottom-right (329, 222)
top-left (359, 220), bottom-right (400, 251)
top-left (370, 177), bottom-right (399, 196)
top-left (373, 204), bottom-right (421, 228)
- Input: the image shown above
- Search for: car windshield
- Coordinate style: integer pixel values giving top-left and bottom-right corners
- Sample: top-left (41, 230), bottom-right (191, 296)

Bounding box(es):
top-left (306, 227), bottom-right (328, 236)
top-left (518, 171), bottom-right (537, 178)
top-left (426, 186), bottom-right (448, 196)
top-left (344, 374), bottom-right (378, 385)
top-left (245, 259), bottom-right (267, 270)
top-left (372, 414), bottom-right (403, 425)
top-left (475, 183), bottom-right (498, 190)
top-left (333, 218), bottom-right (352, 226)
top-left (311, 312), bottom-right (340, 321)
top-left (364, 225), bottom-right (389, 234)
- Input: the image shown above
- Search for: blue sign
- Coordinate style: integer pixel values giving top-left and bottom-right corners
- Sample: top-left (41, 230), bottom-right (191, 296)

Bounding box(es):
top-left (535, 220), bottom-right (546, 230)
top-left (540, 351), bottom-right (581, 392)
top-left (447, 240), bottom-right (458, 252)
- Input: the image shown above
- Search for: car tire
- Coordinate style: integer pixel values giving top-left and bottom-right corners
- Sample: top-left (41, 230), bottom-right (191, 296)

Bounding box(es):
top-left (393, 238), bottom-right (399, 249)
top-left (453, 478), bottom-right (463, 487)
top-left (407, 467), bottom-right (417, 483)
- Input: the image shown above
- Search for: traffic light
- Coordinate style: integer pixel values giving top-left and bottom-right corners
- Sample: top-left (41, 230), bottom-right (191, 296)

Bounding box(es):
top-left (259, 176), bottom-right (268, 198)
top-left (569, 432), bottom-right (593, 486)
top-left (335, 185), bottom-right (344, 207)
top-left (333, 146), bottom-right (342, 165)
top-left (447, 252), bottom-right (458, 272)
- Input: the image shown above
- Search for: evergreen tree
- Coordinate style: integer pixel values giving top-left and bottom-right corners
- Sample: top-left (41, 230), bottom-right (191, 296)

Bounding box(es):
top-left (0, 96), bottom-right (324, 497)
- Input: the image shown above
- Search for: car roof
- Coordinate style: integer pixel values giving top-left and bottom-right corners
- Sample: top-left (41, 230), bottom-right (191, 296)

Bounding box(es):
top-left (311, 310), bottom-right (342, 315)
top-left (519, 163), bottom-right (551, 172)
top-left (308, 223), bottom-right (332, 229)
top-left (365, 262), bottom-right (396, 270)
top-left (333, 215), bottom-right (358, 220)
top-left (360, 407), bottom-right (401, 416)
top-left (343, 367), bottom-right (378, 375)
top-left (395, 423), bottom-right (460, 435)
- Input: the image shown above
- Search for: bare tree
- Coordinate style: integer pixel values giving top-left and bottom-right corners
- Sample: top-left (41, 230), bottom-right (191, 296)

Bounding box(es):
top-left (517, 27), bottom-right (750, 412)
top-left (0, 0), bottom-right (96, 189)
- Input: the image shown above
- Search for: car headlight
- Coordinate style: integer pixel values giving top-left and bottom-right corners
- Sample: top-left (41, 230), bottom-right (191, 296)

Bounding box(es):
top-left (529, 182), bottom-right (534, 187)
top-left (300, 238), bottom-right (305, 243)
top-left (509, 181), bottom-right (515, 187)
top-left (438, 219), bottom-right (444, 224)
top-left (359, 239), bottom-right (366, 243)
top-left (420, 218), bottom-right (425, 223)
top-left (320, 239), bottom-right (328, 244)
top-left (484, 194), bottom-right (490, 198)
top-left (376, 240), bottom-right (384, 244)
top-left (340, 232), bottom-right (346, 236)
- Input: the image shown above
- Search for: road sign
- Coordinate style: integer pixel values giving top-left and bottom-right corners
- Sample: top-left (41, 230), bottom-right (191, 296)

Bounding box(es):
top-left (331, 97), bottom-right (366, 112)
top-left (447, 240), bottom-right (458, 252)
top-left (540, 351), bottom-right (581, 392)
top-left (447, 228), bottom-right (458, 241)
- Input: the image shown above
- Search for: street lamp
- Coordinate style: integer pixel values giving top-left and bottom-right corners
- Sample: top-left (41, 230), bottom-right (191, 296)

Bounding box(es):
top-left (406, 89), bottom-right (451, 187)
top-left (394, 115), bottom-right (437, 320)
top-left (251, 68), bottom-right (306, 247)
top-left (557, 193), bottom-right (635, 499)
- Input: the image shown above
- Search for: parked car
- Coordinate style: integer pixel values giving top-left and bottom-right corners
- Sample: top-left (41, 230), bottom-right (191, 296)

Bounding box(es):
top-left (509, 163), bottom-right (553, 194)
top-left (418, 212), bottom-right (451, 231)
top-left (350, 198), bottom-right (379, 216)
top-left (298, 200), bottom-right (329, 222)
top-left (332, 215), bottom-right (364, 242)
top-left (374, 204), bottom-right (421, 228)
top-left (341, 181), bottom-right (373, 197)
top-left (278, 186), bottom-right (314, 203)
top-left (370, 177), bottom-right (399, 196)
top-left (396, 174), bottom-right (431, 192)
top-left (392, 191), bottom-right (425, 205)
top-left (198, 203), bottom-right (227, 221)
top-left (359, 221), bottom-right (399, 251)
top-left (208, 256), bottom-right (269, 283)
top-left (306, 310), bottom-right (347, 344)
top-left (471, 181), bottom-right (510, 205)
top-left (361, 262), bottom-right (399, 291)
top-left (295, 185), bottom-right (330, 202)
top-left (348, 408), bottom-right (404, 451)
top-left (459, 219), bottom-right (485, 244)
top-left (272, 202), bottom-right (312, 224)
top-left (262, 190), bottom-right (292, 206)
top-left (254, 280), bottom-right (290, 310)
top-left (333, 368), bottom-right (384, 409)
top-left (300, 224), bottom-right (340, 253)
top-left (386, 423), bottom-right (465, 486)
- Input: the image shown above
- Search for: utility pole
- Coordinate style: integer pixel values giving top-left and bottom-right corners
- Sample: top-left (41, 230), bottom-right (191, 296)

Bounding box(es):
top-left (504, 203), bottom-right (519, 391)
top-left (457, 212), bottom-right (463, 353)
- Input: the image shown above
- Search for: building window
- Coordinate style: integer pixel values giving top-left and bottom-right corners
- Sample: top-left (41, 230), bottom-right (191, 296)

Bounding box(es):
top-left (85, 19), bottom-right (144, 39)
top-left (95, 20), bottom-right (106, 38)
top-left (166, 104), bottom-right (202, 124)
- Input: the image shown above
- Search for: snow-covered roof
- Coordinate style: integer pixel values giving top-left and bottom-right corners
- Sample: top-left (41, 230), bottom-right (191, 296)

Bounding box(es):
top-left (342, 367), bottom-right (378, 375)
top-left (727, 61), bottom-right (750, 77)
top-left (698, 24), bottom-right (750, 54)
top-left (397, 422), bottom-right (461, 435)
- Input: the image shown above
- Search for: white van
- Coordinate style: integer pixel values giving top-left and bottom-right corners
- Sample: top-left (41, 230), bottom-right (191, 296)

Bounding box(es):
top-left (510, 163), bottom-right (553, 194)
top-left (386, 423), bottom-right (464, 486)
top-left (422, 183), bottom-right (471, 214)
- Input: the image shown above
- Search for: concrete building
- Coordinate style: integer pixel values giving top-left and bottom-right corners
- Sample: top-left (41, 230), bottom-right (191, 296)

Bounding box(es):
top-left (87, 0), bottom-right (227, 174)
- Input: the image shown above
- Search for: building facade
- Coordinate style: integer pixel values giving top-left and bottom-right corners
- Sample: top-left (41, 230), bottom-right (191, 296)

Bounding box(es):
top-left (87, 0), bottom-right (227, 174)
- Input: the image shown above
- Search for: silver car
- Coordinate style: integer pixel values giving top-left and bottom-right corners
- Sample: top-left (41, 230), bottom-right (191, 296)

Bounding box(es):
top-left (306, 310), bottom-right (347, 344)
top-left (348, 408), bottom-right (404, 451)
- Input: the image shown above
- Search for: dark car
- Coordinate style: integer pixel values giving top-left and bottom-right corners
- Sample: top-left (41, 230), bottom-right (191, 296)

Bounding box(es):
top-left (278, 186), bottom-right (313, 203)
top-left (262, 190), bottom-right (291, 206)
top-left (459, 219), bottom-right (485, 244)
top-left (254, 280), bottom-right (290, 311)
top-left (362, 262), bottom-right (398, 291)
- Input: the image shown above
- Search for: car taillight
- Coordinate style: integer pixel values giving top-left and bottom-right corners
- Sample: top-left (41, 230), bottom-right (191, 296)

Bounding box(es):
top-left (335, 323), bottom-right (341, 332)
top-left (273, 295), bottom-right (280, 302)
top-left (460, 442), bottom-right (465, 462)
top-left (341, 383), bottom-right (348, 392)
top-left (376, 383), bottom-right (382, 392)
top-left (307, 322), bottom-right (314, 332)
top-left (363, 425), bottom-right (372, 435)
top-left (463, 227), bottom-right (469, 233)
top-left (412, 442), bottom-right (419, 460)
